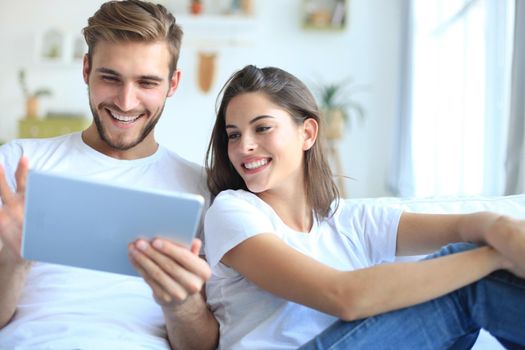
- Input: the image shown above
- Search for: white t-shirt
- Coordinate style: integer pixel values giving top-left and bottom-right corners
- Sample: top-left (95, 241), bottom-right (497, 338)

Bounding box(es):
top-left (205, 189), bottom-right (402, 350)
top-left (0, 132), bottom-right (208, 350)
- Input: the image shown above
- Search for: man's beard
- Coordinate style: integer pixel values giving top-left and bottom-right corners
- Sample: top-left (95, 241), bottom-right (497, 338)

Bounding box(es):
top-left (89, 101), bottom-right (164, 151)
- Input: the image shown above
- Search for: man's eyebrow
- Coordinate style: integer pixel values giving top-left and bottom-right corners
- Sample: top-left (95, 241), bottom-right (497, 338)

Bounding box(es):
top-left (225, 115), bottom-right (274, 129)
top-left (95, 68), bottom-right (163, 82)
top-left (139, 75), bottom-right (164, 82)
top-left (95, 68), bottom-right (120, 76)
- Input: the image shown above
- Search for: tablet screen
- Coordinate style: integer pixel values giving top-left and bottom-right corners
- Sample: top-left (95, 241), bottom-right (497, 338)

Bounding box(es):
top-left (21, 170), bottom-right (204, 276)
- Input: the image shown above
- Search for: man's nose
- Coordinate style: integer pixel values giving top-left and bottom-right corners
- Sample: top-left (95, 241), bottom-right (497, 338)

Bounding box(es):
top-left (115, 83), bottom-right (140, 112)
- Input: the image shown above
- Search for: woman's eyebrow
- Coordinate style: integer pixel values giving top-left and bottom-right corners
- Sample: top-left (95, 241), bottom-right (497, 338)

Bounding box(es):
top-left (225, 115), bottom-right (274, 129)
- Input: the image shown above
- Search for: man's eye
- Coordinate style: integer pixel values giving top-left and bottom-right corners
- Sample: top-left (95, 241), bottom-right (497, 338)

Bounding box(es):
top-left (102, 76), bottom-right (119, 83)
top-left (140, 81), bottom-right (158, 88)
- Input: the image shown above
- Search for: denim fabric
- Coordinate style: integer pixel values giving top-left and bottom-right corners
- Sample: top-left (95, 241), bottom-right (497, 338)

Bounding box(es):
top-left (299, 243), bottom-right (525, 350)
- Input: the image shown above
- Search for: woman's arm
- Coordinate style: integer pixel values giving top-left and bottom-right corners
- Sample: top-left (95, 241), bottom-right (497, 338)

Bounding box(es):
top-left (222, 233), bottom-right (508, 322)
top-left (396, 211), bottom-right (525, 275)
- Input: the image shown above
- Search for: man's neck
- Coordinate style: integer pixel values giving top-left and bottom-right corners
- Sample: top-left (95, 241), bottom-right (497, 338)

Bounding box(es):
top-left (81, 127), bottom-right (158, 160)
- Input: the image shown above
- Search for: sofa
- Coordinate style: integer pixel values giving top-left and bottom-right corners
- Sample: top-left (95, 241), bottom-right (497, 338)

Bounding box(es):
top-left (346, 193), bottom-right (525, 349)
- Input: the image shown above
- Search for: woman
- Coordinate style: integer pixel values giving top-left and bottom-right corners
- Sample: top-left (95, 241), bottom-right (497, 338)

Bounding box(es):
top-left (204, 65), bottom-right (525, 350)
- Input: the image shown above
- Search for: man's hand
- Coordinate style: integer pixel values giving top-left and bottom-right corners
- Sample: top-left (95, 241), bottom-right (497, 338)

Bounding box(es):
top-left (0, 157), bottom-right (28, 264)
top-left (0, 157), bottom-right (31, 329)
top-left (128, 238), bottom-right (211, 307)
top-left (128, 238), bottom-right (218, 350)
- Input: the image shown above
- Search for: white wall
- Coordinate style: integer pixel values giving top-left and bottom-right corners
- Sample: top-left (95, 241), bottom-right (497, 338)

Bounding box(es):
top-left (0, 0), bottom-right (403, 198)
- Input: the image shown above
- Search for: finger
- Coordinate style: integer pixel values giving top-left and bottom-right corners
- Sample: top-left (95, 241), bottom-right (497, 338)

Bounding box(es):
top-left (130, 247), bottom-right (184, 302)
top-left (130, 242), bottom-right (197, 301)
top-left (190, 238), bottom-right (202, 256)
top-left (128, 249), bottom-right (178, 304)
top-left (0, 165), bottom-right (13, 203)
top-left (14, 156), bottom-right (29, 194)
top-left (152, 238), bottom-right (211, 281)
top-left (141, 240), bottom-right (204, 295)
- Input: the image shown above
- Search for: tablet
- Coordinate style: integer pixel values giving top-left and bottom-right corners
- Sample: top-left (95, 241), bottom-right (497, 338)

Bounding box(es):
top-left (21, 170), bottom-right (205, 276)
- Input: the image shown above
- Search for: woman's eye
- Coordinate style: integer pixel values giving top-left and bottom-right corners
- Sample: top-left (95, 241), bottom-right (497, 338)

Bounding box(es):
top-left (256, 126), bottom-right (271, 133)
top-left (227, 133), bottom-right (240, 140)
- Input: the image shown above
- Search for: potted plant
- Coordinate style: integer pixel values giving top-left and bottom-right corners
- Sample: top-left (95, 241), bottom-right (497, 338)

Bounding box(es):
top-left (316, 78), bottom-right (365, 140)
top-left (18, 69), bottom-right (52, 119)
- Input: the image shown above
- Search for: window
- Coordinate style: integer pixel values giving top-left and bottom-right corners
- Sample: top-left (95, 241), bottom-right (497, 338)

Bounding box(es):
top-left (410, 0), bottom-right (514, 196)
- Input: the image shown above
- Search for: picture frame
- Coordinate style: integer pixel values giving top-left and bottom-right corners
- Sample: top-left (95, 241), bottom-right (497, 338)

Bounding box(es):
top-left (35, 29), bottom-right (87, 64)
top-left (37, 28), bottom-right (65, 63)
top-left (302, 0), bottom-right (347, 30)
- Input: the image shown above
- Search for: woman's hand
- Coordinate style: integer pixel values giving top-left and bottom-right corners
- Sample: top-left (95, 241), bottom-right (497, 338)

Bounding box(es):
top-left (128, 237), bottom-right (211, 307)
top-left (481, 215), bottom-right (525, 278)
top-left (0, 157), bottom-right (28, 265)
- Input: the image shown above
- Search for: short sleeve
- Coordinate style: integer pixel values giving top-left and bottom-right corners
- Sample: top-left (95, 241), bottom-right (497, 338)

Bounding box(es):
top-left (336, 201), bottom-right (403, 265)
top-left (204, 190), bottom-right (275, 268)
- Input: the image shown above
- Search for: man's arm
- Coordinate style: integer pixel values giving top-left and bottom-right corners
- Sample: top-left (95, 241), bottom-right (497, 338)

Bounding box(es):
top-left (162, 289), bottom-right (218, 350)
top-left (0, 158), bottom-right (30, 328)
top-left (129, 238), bottom-right (218, 350)
top-left (0, 258), bottom-right (30, 328)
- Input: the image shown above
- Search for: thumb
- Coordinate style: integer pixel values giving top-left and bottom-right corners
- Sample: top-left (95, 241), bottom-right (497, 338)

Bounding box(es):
top-left (190, 238), bottom-right (202, 255)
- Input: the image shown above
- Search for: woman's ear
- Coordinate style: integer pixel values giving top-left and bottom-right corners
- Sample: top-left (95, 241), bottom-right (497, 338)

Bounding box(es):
top-left (302, 118), bottom-right (318, 151)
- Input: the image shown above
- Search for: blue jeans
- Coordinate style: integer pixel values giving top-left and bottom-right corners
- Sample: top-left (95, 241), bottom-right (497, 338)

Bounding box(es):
top-left (299, 243), bottom-right (525, 350)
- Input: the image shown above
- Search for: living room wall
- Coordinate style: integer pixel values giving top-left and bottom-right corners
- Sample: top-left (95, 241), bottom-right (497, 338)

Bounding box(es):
top-left (0, 0), bottom-right (404, 198)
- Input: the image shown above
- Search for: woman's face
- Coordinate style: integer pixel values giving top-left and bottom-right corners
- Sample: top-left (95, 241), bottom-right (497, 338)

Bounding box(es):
top-left (224, 92), bottom-right (313, 195)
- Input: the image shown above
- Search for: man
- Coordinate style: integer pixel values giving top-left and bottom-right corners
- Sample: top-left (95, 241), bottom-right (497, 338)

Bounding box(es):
top-left (0, 1), bottom-right (218, 349)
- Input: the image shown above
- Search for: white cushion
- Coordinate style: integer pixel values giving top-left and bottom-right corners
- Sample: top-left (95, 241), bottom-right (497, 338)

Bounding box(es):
top-left (347, 193), bottom-right (525, 218)
top-left (346, 194), bottom-right (525, 349)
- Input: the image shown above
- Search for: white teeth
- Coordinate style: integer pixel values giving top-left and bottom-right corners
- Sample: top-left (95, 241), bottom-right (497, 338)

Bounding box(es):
top-left (110, 111), bottom-right (140, 122)
top-left (244, 159), bottom-right (269, 170)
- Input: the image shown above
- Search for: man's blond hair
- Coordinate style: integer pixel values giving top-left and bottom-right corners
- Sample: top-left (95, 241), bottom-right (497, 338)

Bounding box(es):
top-left (83, 0), bottom-right (183, 77)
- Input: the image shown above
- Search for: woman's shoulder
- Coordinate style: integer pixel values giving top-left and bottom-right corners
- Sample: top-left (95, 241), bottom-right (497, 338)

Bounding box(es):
top-left (213, 189), bottom-right (265, 209)
top-left (207, 189), bottom-right (277, 228)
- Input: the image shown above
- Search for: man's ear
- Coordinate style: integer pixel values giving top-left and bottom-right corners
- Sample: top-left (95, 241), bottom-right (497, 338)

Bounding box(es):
top-left (167, 69), bottom-right (181, 97)
top-left (82, 54), bottom-right (90, 84)
top-left (302, 118), bottom-right (318, 151)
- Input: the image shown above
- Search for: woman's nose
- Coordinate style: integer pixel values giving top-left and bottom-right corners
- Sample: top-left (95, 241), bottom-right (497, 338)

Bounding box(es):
top-left (241, 135), bottom-right (257, 152)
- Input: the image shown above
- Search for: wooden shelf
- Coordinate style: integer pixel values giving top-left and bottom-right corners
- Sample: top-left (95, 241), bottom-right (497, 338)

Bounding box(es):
top-left (177, 14), bottom-right (257, 47)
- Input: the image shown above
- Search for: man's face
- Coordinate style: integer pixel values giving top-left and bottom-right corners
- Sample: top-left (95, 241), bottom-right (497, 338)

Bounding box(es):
top-left (83, 40), bottom-right (179, 156)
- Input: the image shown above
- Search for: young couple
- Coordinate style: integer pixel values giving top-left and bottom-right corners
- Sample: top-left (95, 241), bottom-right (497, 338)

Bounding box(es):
top-left (0, 1), bottom-right (524, 349)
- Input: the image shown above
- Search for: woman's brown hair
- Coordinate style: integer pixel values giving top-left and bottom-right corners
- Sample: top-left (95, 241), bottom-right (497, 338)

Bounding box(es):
top-left (205, 65), bottom-right (339, 218)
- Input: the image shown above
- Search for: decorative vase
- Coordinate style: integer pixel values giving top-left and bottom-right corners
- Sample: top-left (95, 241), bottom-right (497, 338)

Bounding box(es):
top-left (240, 0), bottom-right (253, 15)
top-left (25, 96), bottom-right (39, 119)
top-left (323, 108), bottom-right (345, 140)
top-left (190, 1), bottom-right (203, 15)
top-left (197, 52), bottom-right (217, 93)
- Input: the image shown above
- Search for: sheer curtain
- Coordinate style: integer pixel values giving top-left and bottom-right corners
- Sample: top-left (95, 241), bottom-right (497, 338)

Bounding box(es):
top-left (390, 0), bottom-right (515, 197)
top-left (387, 0), bottom-right (414, 197)
top-left (504, 0), bottom-right (525, 195)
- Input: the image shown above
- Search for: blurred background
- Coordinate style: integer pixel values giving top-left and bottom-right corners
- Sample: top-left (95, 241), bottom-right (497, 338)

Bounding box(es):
top-left (0, 0), bottom-right (522, 199)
